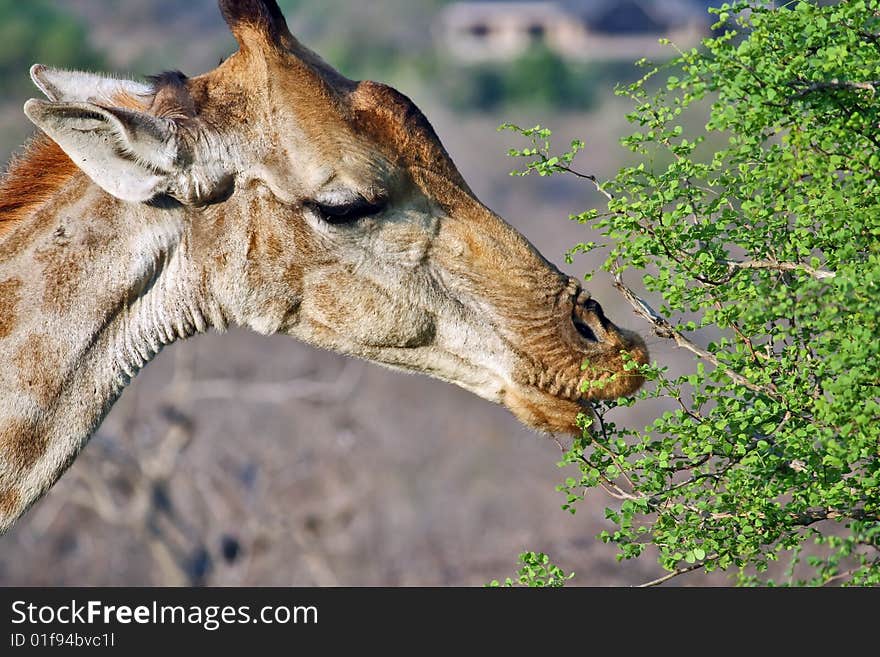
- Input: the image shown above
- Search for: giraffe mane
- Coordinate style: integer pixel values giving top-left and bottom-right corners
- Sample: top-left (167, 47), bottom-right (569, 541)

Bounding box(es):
top-left (0, 133), bottom-right (79, 239)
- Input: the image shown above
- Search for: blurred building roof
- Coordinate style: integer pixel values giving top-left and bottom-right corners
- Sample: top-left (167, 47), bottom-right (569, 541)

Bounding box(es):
top-left (437, 0), bottom-right (710, 62)
top-left (572, 0), bottom-right (705, 33)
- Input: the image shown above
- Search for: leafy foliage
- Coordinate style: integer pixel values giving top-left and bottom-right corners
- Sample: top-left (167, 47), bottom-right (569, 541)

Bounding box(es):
top-left (488, 552), bottom-right (574, 588)
top-left (501, 1), bottom-right (880, 586)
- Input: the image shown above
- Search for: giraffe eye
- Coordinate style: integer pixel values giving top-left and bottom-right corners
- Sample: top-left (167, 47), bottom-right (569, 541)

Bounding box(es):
top-left (309, 195), bottom-right (386, 224)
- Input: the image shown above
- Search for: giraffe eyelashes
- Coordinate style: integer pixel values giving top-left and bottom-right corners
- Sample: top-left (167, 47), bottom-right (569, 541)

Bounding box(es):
top-left (308, 195), bottom-right (387, 225)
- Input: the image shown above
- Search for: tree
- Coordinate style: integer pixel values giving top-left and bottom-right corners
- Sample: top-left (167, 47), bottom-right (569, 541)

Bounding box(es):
top-left (501, 0), bottom-right (879, 586)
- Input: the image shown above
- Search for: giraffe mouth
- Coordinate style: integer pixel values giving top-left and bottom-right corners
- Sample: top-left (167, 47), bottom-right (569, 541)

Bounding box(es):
top-left (500, 281), bottom-right (649, 433)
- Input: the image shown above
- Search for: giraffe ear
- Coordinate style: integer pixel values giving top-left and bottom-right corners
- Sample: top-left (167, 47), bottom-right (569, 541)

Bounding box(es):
top-left (219, 0), bottom-right (294, 52)
top-left (24, 99), bottom-right (179, 203)
top-left (30, 64), bottom-right (153, 106)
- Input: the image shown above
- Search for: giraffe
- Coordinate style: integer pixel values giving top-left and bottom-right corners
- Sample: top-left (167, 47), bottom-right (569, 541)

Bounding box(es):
top-left (0, 0), bottom-right (647, 534)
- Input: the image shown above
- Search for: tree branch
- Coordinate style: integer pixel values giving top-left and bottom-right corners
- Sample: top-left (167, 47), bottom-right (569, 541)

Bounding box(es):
top-left (791, 79), bottom-right (879, 96)
top-left (612, 275), bottom-right (780, 398)
top-left (727, 259), bottom-right (836, 280)
top-left (638, 557), bottom-right (715, 587)
top-left (822, 568), bottom-right (864, 586)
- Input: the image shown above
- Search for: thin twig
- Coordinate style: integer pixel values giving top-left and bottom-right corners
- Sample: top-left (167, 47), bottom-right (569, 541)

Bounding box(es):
top-left (674, 393), bottom-right (704, 423)
top-left (590, 405), bottom-right (636, 491)
top-left (568, 438), bottom-right (642, 502)
top-left (715, 299), bottom-right (763, 365)
top-left (821, 569), bottom-right (860, 586)
top-left (613, 275), bottom-right (780, 398)
top-left (596, 474), bottom-right (642, 501)
top-left (638, 557), bottom-right (715, 587)
top-left (558, 165), bottom-right (615, 202)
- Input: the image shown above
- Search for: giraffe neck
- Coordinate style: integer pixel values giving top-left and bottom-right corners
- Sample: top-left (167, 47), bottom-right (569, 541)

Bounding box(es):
top-left (0, 174), bottom-right (225, 532)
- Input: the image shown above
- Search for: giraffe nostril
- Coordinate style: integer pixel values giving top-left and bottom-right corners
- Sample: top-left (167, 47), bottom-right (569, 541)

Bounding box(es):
top-left (581, 298), bottom-right (601, 314)
top-left (579, 297), bottom-right (611, 329)
top-left (570, 293), bottom-right (613, 344)
top-left (573, 317), bottom-right (598, 342)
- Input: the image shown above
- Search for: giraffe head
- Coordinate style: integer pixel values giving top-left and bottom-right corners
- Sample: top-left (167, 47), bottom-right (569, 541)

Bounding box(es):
top-left (22, 0), bottom-right (647, 434)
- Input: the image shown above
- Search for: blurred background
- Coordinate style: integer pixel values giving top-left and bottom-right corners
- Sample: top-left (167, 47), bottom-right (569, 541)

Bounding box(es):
top-left (0, 0), bottom-right (721, 586)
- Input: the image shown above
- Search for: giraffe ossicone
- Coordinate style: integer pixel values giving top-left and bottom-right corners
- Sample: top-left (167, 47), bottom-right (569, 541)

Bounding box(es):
top-left (0, 0), bottom-right (647, 533)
